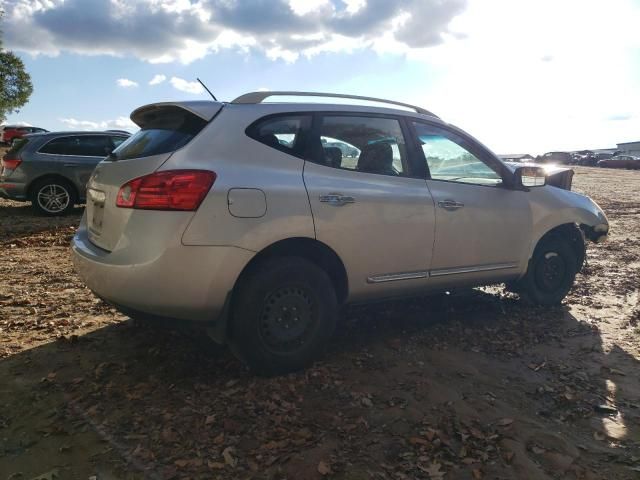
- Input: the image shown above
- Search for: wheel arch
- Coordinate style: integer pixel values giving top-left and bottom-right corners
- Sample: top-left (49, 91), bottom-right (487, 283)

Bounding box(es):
top-left (235, 237), bottom-right (349, 304)
top-left (27, 174), bottom-right (79, 202)
top-left (207, 237), bottom-right (348, 344)
top-left (530, 222), bottom-right (586, 272)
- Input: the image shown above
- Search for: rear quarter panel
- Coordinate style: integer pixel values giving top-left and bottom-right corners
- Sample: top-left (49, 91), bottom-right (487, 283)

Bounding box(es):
top-left (175, 105), bottom-right (316, 251)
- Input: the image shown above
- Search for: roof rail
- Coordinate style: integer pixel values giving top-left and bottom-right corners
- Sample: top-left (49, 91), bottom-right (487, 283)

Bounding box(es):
top-left (231, 91), bottom-right (439, 118)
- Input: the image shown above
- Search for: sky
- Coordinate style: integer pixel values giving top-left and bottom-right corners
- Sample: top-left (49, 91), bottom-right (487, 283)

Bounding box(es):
top-left (1, 0), bottom-right (640, 154)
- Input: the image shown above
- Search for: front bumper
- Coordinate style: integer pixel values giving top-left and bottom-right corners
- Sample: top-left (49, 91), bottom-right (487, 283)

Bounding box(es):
top-left (71, 221), bottom-right (254, 322)
top-left (583, 223), bottom-right (609, 243)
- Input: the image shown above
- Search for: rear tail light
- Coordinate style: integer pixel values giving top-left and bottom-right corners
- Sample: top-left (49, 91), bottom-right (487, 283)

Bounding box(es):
top-left (1, 158), bottom-right (22, 170)
top-left (116, 170), bottom-right (216, 211)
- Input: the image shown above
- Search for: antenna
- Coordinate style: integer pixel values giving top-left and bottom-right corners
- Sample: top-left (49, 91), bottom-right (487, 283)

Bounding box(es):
top-left (197, 78), bottom-right (217, 101)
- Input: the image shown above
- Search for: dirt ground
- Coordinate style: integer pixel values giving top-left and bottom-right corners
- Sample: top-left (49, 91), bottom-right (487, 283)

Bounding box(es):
top-left (1, 163), bottom-right (639, 480)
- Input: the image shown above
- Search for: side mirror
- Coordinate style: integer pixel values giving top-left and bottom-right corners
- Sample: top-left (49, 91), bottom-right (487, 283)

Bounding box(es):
top-left (515, 166), bottom-right (546, 189)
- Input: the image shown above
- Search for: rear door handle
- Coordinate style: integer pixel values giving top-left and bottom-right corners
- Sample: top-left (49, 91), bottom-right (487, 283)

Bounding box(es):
top-left (319, 193), bottom-right (355, 206)
top-left (438, 199), bottom-right (464, 211)
top-left (63, 163), bottom-right (82, 167)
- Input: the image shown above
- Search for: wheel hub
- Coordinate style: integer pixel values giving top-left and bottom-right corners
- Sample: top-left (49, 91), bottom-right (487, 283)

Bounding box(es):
top-left (261, 287), bottom-right (314, 351)
top-left (536, 251), bottom-right (566, 292)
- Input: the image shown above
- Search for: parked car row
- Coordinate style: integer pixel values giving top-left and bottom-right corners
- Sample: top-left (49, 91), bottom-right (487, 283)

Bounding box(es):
top-left (0, 130), bottom-right (130, 215)
top-left (532, 150), bottom-right (640, 169)
top-left (0, 125), bottom-right (49, 145)
top-left (597, 155), bottom-right (640, 169)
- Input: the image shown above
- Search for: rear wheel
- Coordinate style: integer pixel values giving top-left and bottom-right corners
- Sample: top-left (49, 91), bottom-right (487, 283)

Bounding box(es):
top-left (516, 234), bottom-right (578, 306)
top-left (229, 257), bottom-right (338, 376)
top-left (30, 178), bottom-right (77, 216)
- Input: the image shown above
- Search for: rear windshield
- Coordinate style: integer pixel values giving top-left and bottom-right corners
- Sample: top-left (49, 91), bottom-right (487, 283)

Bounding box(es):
top-left (111, 107), bottom-right (207, 161)
top-left (6, 138), bottom-right (28, 155)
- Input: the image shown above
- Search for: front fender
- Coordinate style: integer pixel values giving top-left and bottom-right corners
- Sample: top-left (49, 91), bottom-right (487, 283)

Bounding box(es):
top-left (526, 186), bottom-right (608, 258)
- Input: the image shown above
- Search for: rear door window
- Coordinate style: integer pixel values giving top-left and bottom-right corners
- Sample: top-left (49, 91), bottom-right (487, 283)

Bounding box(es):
top-left (317, 115), bottom-right (409, 177)
top-left (39, 137), bottom-right (73, 155)
top-left (247, 115), bottom-right (311, 158)
top-left (72, 136), bottom-right (114, 157)
top-left (112, 108), bottom-right (207, 161)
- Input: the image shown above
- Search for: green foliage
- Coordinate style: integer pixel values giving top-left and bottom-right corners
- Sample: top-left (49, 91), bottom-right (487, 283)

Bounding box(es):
top-left (1, 10), bottom-right (33, 123)
top-left (0, 50), bottom-right (33, 123)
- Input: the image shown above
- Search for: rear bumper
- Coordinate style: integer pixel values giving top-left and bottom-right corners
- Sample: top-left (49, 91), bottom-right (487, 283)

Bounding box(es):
top-left (0, 181), bottom-right (28, 200)
top-left (71, 218), bottom-right (254, 322)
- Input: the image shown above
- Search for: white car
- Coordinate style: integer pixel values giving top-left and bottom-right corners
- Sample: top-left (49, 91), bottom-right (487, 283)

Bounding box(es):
top-left (72, 91), bottom-right (609, 375)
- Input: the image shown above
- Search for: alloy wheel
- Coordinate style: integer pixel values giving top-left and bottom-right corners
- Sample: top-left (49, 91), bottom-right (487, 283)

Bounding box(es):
top-left (37, 184), bottom-right (71, 214)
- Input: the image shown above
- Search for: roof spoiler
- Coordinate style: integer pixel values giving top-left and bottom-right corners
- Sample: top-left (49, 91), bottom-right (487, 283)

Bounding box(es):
top-left (130, 101), bottom-right (223, 128)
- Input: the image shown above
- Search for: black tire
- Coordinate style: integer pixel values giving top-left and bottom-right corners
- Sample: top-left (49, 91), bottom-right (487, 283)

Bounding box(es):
top-left (30, 178), bottom-right (77, 216)
top-left (517, 234), bottom-right (578, 306)
top-left (229, 257), bottom-right (338, 376)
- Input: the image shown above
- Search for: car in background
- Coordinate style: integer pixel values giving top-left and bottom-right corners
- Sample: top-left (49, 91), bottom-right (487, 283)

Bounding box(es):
top-left (0, 131), bottom-right (129, 215)
top-left (598, 155), bottom-right (640, 169)
top-left (1, 126), bottom-right (49, 145)
top-left (569, 151), bottom-right (599, 167)
top-left (536, 151), bottom-right (572, 164)
top-left (0, 125), bottom-right (22, 143)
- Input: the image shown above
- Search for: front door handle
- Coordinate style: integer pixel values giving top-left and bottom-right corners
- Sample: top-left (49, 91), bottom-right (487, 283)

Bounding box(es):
top-left (438, 199), bottom-right (464, 211)
top-left (319, 193), bottom-right (355, 206)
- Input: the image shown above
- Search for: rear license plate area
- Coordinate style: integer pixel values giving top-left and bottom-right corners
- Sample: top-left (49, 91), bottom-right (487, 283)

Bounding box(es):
top-left (87, 188), bottom-right (106, 235)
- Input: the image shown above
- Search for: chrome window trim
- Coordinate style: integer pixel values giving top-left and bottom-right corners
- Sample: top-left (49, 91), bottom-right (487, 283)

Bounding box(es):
top-left (36, 152), bottom-right (105, 158)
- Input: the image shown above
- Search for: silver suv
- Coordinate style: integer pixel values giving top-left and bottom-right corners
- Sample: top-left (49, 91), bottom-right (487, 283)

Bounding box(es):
top-left (1, 131), bottom-right (129, 215)
top-left (71, 92), bottom-right (609, 375)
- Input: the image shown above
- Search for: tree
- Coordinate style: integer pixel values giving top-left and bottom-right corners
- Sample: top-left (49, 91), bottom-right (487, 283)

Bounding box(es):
top-left (0, 15), bottom-right (33, 123)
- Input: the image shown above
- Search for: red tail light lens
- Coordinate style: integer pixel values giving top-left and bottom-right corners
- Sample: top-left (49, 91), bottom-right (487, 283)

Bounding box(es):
top-left (116, 170), bottom-right (216, 210)
top-left (1, 158), bottom-right (22, 170)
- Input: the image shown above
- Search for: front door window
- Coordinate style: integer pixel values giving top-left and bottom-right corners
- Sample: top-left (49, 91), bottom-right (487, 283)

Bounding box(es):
top-left (412, 122), bottom-right (502, 186)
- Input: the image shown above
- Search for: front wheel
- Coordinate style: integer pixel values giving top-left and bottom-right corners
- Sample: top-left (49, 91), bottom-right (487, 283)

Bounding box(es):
top-left (229, 257), bottom-right (338, 376)
top-left (516, 234), bottom-right (578, 306)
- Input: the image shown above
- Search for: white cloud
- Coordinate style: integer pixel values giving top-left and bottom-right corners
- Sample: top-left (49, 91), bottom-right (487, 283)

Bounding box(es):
top-left (1, 121), bottom-right (32, 127)
top-left (5, 0), bottom-right (640, 153)
top-left (60, 116), bottom-right (137, 131)
top-left (289, 0), bottom-right (329, 16)
top-left (343, 0), bottom-right (366, 14)
top-left (149, 74), bottom-right (167, 85)
top-left (169, 77), bottom-right (205, 94)
top-left (3, 0), bottom-right (466, 64)
top-left (399, 0), bottom-right (640, 154)
top-left (116, 78), bottom-right (138, 88)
